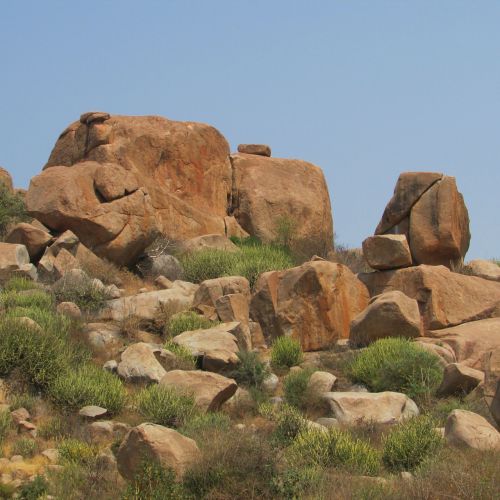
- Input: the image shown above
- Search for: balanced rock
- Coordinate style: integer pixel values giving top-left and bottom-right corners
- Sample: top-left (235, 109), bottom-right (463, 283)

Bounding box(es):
top-left (116, 423), bottom-right (201, 479)
top-left (160, 370), bottom-right (237, 411)
top-left (445, 409), bottom-right (500, 450)
top-left (322, 391), bottom-right (419, 426)
top-left (438, 363), bottom-right (484, 396)
top-left (237, 144), bottom-right (271, 157)
top-left (359, 265), bottom-right (500, 331)
top-left (5, 223), bottom-right (52, 261)
top-left (350, 291), bottom-right (422, 347)
top-left (0, 243), bottom-right (37, 282)
top-left (362, 234), bottom-right (412, 270)
top-left (27, 113), bottom-right (233, 265)
top-left (467, 259), bottom-right (500, 282)
top-left (251, 261), bottom-right (369, 351)
top-left (230, 153), bottom-right (333, 257)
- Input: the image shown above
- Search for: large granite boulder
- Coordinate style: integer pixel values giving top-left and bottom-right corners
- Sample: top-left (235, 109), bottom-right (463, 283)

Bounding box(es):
top-left (251, 261), bottom-right (369, 351)
top-left (230, 153), bottom-right (334, 257)
top-left (375, 172), bottom-right (470, 268)
top-left (362, 234), bottom-right (412, 270)
top-left (445, 410), bottom-right (500, 450)
top-left (359, 265), bottom-right (500, 331)
top-left (27, 113), bottom-right (232, 265)
top-left (5, 222), bottom-right (53, 261)
top-left (467, 259), bottom-right (500, 282)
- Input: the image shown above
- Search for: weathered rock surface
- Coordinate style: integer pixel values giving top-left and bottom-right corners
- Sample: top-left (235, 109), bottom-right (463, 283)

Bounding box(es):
top-left (56, 301), bottom-right (82, 319)
top-left (116, 423), bottom-right (201, 479)
top-left (359, 265), bottom-right (500, 331)
top-left (307, 371), bottom-right (337, 395)
top-left (350, 291), bottom-right (422, 346)
top-left (438, 363), bottom-right (484, 396)
top-left (0, 243), bottom-right (37, 282)
top-left (179, 234), bottom-right (238, 254)
top-left (27, 113), bottom-right (233, 265)
top-left (117, 343), bottom-right (168, 383)
top-left (362, 235), bottom-right (412, 270)
top-left (467, 259), bottom-right (500, 282)
top-left (82, 323), bottom-right (124, 358)
top-left (97, 281), bottom-right (198, 322)
top-left (0, 167), bottom-right (14, 191)
top-left (251, 261), bottom-right (369, 351)
top-left (444, 409), bottom-right (500, 450)
top-left (230, 153), bottom-right (333, 256)
top-left (415, 340), bottom-right (457, 366)
top-left (193, 276), bottom-right (250, 310)
top-left (323, 391), bottom-right (419, 426)
top-left (5, 223), bottom-right (53, 261)
top-left (160, 370), bottom-right (237, 411)
top-left (237, 144), bottom-right (271, 157)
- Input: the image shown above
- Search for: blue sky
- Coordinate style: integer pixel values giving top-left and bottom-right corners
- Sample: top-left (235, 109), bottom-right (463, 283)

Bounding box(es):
top-left (1, 1), bottom-right (499, 259)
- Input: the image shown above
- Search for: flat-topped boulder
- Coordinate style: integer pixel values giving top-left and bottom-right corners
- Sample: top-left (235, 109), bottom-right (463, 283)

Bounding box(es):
top-left (0, 243), bottom-right (37, 282)
top-left (362, 234), bottom-right (412, 270)
top-left (467, 259), bottom-right (500, 282)
top-left (237, 144), bottom-right (271, 157)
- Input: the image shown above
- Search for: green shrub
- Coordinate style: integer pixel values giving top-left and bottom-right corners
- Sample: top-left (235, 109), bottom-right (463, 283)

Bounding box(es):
top-left (163, 340), bottom-right (197, 370)
top-left (271, 337), bottom-right (304, 368)
top-left (37, 417), bottom-right (69, 441)
top-left (136, 384), bottom-right (196, 427)
top-left (382, 416), bottom-right (443, 472)
top-left (2, 277), bottom-right (40, 292)
top-left (12, 438), bottom-right (38, 458)
top-left (231, 350), bottom-right (269, 388)
top-left (0, 290), bottom-right (54, 311)
top-left (0, 183), bottom-right (28, 236)
top-left (271, 465), bottom-right (324, 500)
top-left (122, 460), bottom-right (183, 500)
top-left (165, 311), bottom-right (219, 338)
top-left (259, 402), bottom-right (306, 446)
top-left (347, 338), bottom-right (443, 398)
top-left (283, 368), bottom-right (314, 409)
top-left (288, 427), bottom-right (381, 476)
top-left (7, 392), bottom-right (37, 413)
top-left (180, 412), bottom-right (231, 439)
top-left (0, 482), bottom-right (16, 499)
top-left (180, 249), bottom-right (237, 284)
top-left (49, 364), bottom-right (126, 414)
top-left (52, 273), bottom-right (109, 312)
top-left (0, 410), bottom-right (12, 445)
top-left (18, 475), bottom-right (48, 500)
top-left (275, 215), bottom-right (297, 248)
top-left (58, 439), bottom-right (98, 465)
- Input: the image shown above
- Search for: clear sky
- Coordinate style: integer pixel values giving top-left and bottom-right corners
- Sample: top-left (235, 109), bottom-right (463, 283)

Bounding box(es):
top-left (1, 1), bottom-right (499, 259)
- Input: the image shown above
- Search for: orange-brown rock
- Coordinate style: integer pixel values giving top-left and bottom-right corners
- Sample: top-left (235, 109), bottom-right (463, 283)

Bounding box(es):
top-left (359, 265), bottom-right (500, 331)
top-left (251, 261), bottom-right (369, 351)
top-left (467, 259), bottom-right (500, 282)
top-left (362, 234), bottom-right (412, 270)
top-left (5, 222), bottom-right (53, 260)
top-left (0, 167), bottom-right (14, 192)
top-left (230, 153), bottom-right (334, 257)
top-left (27, 113), bottom-right (232, 265)
top-left (237, 144), bottom-right (271, 157)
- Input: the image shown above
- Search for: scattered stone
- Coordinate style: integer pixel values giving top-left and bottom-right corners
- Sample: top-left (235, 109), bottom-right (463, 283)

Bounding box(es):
top-left (116, 423), bottom-right (201, 480)
top-left (5, 222), bottom-right (52, 261)
top-left (262, 373), bottom-right (279, 394)
top-left (79, 405), bottom-right (108, 419)
top-left (0, 243), bottom-right (37, 283)
top-left (445, 409), bottom-right (500, 450)
top-left (237, 144), bottom-right (271, 157)
top-left (155, 275), bottom-right (173, 289)
top-left (307, 371), bottom-right (337, 395)
top-left (41, 449), bottom-right (59, 463)
top-left (350, 291), bottom-right (422, 347)
top-left (193, 276), bottom-right (250, 310)
top-left (160, 370), bottom-right (237, 411)
top-left (438, 363), bottom-right (485, 396)
top-left (117, 343), bottom-right (167, 383)
top-left (322, 391), bottom-right (419, 426)
top-left (56, 301), bottom-right (82, 319)
top-left (10, 408), bottom-right (30, 425)
top-left (362, 234), bottom-right (412, 270)
top-left (18, 420), bottom-right (36, 434)
top-left (10, 455), bottom-right (23, 463)
top-left (467, 259), bottom-right (500, 282)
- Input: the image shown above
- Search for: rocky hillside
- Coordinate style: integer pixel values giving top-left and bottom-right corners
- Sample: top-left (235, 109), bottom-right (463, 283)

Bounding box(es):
top-left (0, 112), bottom-right (498, 499)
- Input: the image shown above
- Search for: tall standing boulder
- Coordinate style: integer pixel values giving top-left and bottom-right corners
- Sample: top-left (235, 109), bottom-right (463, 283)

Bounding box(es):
top-left (230, 153), bottom-right (334, 257)
top-left (251, 261), bottom-right (369, 351)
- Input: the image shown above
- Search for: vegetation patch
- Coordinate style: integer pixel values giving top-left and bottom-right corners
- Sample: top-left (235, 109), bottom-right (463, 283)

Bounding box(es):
top-left (163, 340), bottom-right (197, 370)
top-left (165, 311), bottom-right (219, 338)
top-left (270, 336), bottom-right (304, 368)
top-left (230, 350), bottom-right (269, 388)
top-left (283, 368), bottom-right (315, 409)
top-left (0, 183), bottom-right (29, 237)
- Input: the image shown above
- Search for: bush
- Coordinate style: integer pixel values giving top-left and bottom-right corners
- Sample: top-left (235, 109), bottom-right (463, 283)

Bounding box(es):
top-left (49, 364), bottom-right (126, 414)
top-left (163, 340), bottom-right (197, 370)
top-left (18, 475), bottom-right (48, 500)
top-left (12, 438), bottom-right (38, 457)
top-left (288, 427), bottom-right (381, 476)
top-left (165, 311), bottom-right (219, 338)
top-left (231, 350), bottom-right (269, 388)
top-left (58, 439), bottom-right (98, 465)
top-left (136, 384), bottom-right (196, 427)
top-left (382, 416), bottom-right (443, 472)
top-left (7, 392), bottom-right (37, 413)
top-left (52, 273), bottom-right (110, 312)
top-left (259, 402), bottom-right (306, 446)
top-left (426, 396), bottom-right (489, 426)
top-left (2, 277), bottom-right (40, 292)
top-left (0, 183), bottom-right (28, 237)
top-left (180, 412), bottom-right (231, 439)
top-left (0, 290), bottom-right (54, 310)
top-left (283, 368), bottom-right (314, 409)
top-left (37, 417), bottom-right (70, 441)
top-left (0, 410), bottom-right (11, 445)
top-left (271, 337), bottom-right (304, 368)
top-left (347, 338), bottom-right (443, 399)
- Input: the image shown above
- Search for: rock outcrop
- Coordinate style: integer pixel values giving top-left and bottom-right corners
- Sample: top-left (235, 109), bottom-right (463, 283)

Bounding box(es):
top-left (0, 167), bottom-right (13, 191)
top-left (251, 261), bottom-right (369, 351)
top-left (467, 259), bottom-right (500, 282)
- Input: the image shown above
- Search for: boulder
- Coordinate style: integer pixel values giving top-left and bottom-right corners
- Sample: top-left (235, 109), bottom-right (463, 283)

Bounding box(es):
top-left (414, 340), bottom-right (457, 367)
top-left (237, 144), bottom-right (271, 157)
top-left (467, 259), bottom-right (500, 282)
top-left (438, 363), bottom-right (484, 396)
top-left (0, 243), bottom-right (37, 282)
top-left (359, 265), bottom-right (500, 331)
top-left (79, 406), bottom-right (108, 419)
top-left (444, 410), bottom-right (500, 450)
top-left (117, 343), bottom-right (168, 383)
top-left (28, 113), bottom-right (233, 265)
top-left (230, 153), bottom-right (333, 257)
top-left (81, 323), bottom-right (124, 358)
top-left (251, 261), bottom-right (369, 351)
top-left (172, 322), bottom-right (241, 372)
top-left (322, 391), bottom-right (419, 426)
top-left (307, 371), bottom-right (337, 395)
top-left (362, 235), bottom-right (412, 270)
top-left (349, 291), bottom-right (422, 347)
top-left (224, 216), bottom-right (250, 239)
top-left (193, 276), bottom-right (250, 310)
top-left (5, 223), bottom-right (52, 261)
top-left (139, 254), bottom-right (183, 281)
top-left (160, 370), bottom-right (237, 411)
top-left (116, 423), bottom-right (201, 480)
top-left (56, 302), bottom-right (82, 319)
top-left (215, 293), bottom-right (252, 350)
top-left (0, 167), bottom-right (14, 191)
top-left (97, 282), bottom-right (198, 322)
top-left (179, 234), bottom-right (238, 254)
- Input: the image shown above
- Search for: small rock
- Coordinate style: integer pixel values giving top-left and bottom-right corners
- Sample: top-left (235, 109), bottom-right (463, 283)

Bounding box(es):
top-left (400, 471), bottom-right (414, 481)
top-left (42, 449), bottom-right (59, 463)
top-left (307, 371), bottom-right (337, 395)
top-left (56, 301), bottom-right (82, 319)
top-left (315, 417), bottom-right (339, 428)
top-left (106, 284), bottom-right (122, 299)
top-left (10, 455), bottom-right (23, 463)
top-left (362, 234), bottom-right (412, 270)
top-left (103, 360), bottom-right (118, 373)
top-left (262, 373), bottom-right (279, 394)
top-left (234, 423), bottom-right (246, 431)
top-left (18, 420), bottom-right (36, 434)
top-left (155, 275), bottom-right (173, 289)
top-left (79, 405), bottom-right (108, 419)
top-left (11, 408), bottom-right (30, 425)
top-left (139, 287), bottom-right (148, 294)
top-left (438, 363), bottom-right (485, 396)
top-left (237, 144), bottom-right (271, 157)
